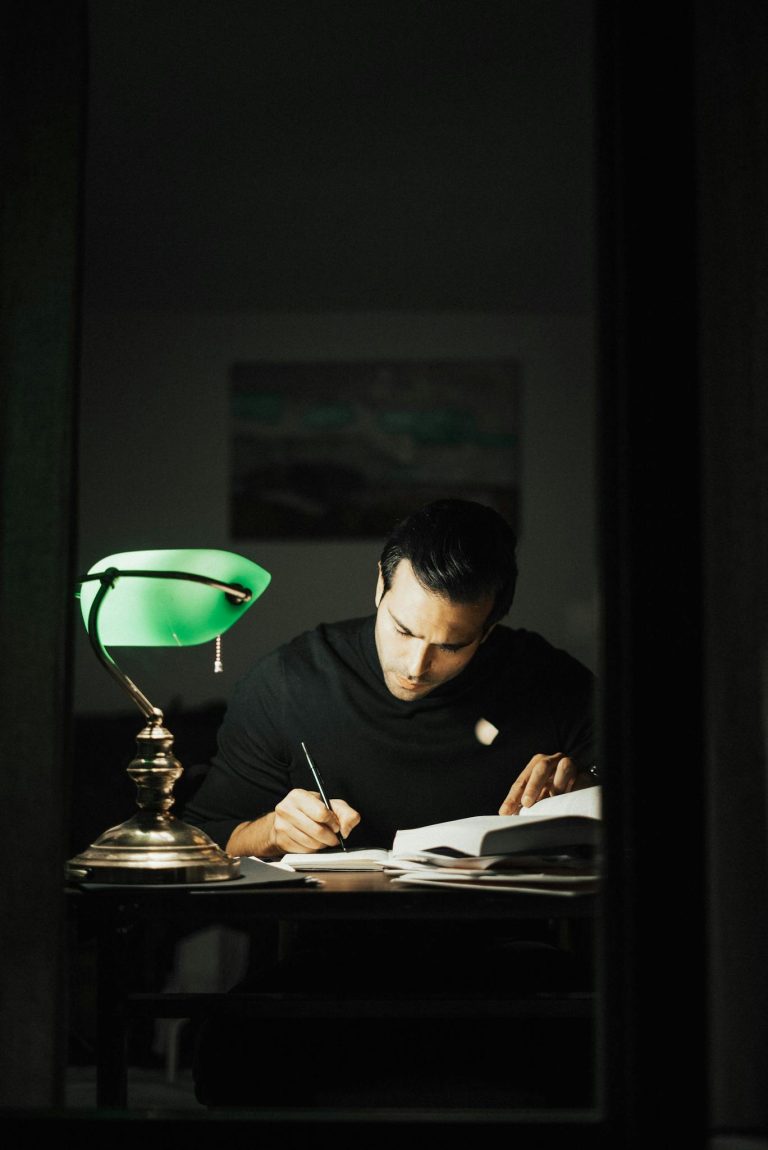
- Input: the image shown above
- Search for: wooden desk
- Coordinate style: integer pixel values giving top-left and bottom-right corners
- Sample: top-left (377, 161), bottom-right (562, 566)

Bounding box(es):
top-left (67, 863), bottom-right (598, 1110)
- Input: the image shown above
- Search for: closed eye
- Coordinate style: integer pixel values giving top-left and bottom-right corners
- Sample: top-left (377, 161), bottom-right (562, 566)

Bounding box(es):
top-left (394, 625), bottom-right (465, 655)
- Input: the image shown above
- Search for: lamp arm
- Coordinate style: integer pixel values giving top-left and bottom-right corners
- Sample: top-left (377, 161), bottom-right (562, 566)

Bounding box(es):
top-left (85, 569), bottom-right (165, 723)
top-left (78, 569), bottom-right (253, 604)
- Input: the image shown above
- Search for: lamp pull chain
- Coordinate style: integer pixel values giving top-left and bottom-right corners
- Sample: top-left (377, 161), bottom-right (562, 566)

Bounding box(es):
top-left (214, 635), bottom-right (223, 673)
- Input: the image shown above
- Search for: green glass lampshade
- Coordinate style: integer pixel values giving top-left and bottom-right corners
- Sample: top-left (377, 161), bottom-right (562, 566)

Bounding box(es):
top-left (78, 548), bottom-right (271, 646)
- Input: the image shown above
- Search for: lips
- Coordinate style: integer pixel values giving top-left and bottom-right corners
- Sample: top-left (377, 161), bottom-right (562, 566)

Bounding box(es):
top-left (396, 676), bottom-right (429, 691)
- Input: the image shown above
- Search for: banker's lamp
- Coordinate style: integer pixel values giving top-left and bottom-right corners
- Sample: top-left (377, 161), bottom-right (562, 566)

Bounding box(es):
top-left (66, 549), bottom-right (271, 884)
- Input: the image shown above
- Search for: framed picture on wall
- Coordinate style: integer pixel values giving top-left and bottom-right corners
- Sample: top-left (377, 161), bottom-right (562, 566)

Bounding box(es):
top-left (229, 360), bottom-right (520, 539)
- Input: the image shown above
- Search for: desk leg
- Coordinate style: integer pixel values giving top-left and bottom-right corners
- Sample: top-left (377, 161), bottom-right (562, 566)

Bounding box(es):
top-left (95, 911), bottom-right (128, 1109)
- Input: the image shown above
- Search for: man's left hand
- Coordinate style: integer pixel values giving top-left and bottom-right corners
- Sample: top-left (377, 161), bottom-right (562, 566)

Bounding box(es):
top-left (498, 752), bottom-right (579, 814)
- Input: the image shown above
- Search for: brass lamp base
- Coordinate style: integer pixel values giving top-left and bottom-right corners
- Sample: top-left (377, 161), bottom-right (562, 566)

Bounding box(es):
top-left (66, 716), bottom-right (240, 884)
top-left (66, 812), bottom-right (240, 884)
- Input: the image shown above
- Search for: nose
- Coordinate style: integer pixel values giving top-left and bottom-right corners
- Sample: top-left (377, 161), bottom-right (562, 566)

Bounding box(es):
top-left (406, 641), bottom-right (432, 680)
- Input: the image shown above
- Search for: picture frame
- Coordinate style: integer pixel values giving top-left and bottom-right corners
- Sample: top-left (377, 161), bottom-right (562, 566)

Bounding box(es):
top-left (230, 359), bottom-right (520, 539)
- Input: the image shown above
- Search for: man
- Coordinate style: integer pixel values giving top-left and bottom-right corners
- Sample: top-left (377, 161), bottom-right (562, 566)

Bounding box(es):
top-left (184, 498), bottom-right (597, 1108)
top-left (185, 498), bottom-right (596, 855)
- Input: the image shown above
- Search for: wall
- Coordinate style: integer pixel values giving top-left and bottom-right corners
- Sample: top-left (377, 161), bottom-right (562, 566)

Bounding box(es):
top-left (74, 0), bottom-right (598, 717)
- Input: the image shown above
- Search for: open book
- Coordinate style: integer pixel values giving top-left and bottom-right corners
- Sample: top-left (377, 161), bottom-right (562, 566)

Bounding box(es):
top-left (280, 785), bottom-right (601, 872)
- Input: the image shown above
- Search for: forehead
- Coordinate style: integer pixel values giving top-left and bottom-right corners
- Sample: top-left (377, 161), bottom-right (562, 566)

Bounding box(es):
top-left (385, 560), bottom-right (492, 643)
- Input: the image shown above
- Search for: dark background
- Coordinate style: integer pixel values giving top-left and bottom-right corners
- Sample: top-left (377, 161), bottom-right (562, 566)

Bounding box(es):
top-left (83, 0), bottom-right (594, 314)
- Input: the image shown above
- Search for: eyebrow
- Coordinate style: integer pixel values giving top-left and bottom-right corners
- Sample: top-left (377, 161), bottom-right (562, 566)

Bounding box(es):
top-left (388, 608), bottom-right (475, 651)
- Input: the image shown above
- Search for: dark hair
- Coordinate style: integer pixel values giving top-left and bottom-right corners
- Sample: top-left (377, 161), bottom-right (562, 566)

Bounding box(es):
top-left (379, 499), bottom-right (518, 630)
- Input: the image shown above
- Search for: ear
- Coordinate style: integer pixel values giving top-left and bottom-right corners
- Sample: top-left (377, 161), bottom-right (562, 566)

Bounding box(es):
top-left (375, 563), bottom-right (385, 608)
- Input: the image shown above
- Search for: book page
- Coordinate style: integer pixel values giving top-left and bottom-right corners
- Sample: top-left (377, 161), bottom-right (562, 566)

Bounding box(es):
top-left (391, 873), bottom-right (598, 895)
top-left (392, 816), bottom-right (523, 857)
top-left (385, 851), bottom-right (594, 872)
top-left (391, 787), bottom-right (602, 857)
top-left (280, 847), bottom-right (390, 871)
top-left (518, 785), bottom-right (601, 820)
top-left (391, 868), bottom-right (598, 886)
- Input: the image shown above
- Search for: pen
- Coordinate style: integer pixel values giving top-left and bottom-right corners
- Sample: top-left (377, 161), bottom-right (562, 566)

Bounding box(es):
top-left (301, 741), bottom-right (347, 851)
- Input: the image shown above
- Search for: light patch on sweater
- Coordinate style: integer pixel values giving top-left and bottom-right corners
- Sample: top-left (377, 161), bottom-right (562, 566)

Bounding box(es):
top-left (474, 718), bottom-right (499, 746)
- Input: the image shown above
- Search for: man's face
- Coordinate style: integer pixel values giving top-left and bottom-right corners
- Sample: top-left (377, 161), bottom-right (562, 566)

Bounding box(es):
top-left (374, 559), bottom-right (494, 702)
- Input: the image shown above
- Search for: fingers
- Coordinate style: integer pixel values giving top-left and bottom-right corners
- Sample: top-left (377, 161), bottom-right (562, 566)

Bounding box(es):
top-left (272, 789), bottom-right (361, 853)
top-left (498, 774), bottom-right (527, 815)
top-left (329, 798), bottom-right (362, 840)
top-left (498, 754), bottom-right (555, 814)
top-left (273, 789), bottom-right (343, 851)
top-left (551, 755), bottom-right (577, 795)
top-left (498, 754), bottom-right (577, 814)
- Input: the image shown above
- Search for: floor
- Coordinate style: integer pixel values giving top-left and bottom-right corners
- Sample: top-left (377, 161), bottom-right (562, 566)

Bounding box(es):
top-left (64, 1054), bottom-right (593, 1115)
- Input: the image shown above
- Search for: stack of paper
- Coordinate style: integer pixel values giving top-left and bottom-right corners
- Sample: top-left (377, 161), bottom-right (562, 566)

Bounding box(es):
top-left (384, 857), bottom-right (600, 895)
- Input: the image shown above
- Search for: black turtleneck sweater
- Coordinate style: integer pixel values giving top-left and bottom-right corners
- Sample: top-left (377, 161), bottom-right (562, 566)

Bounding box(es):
top-left (183, 615), bottom-right (595, 851)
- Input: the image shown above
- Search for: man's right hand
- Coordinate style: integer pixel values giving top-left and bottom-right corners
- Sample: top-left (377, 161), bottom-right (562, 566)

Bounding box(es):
top-left (226, 789), bottom-right (361, 858)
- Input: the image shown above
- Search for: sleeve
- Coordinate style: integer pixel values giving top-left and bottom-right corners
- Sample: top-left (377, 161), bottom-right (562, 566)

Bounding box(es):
top-left (182, 647), bottom-right (293, 849)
